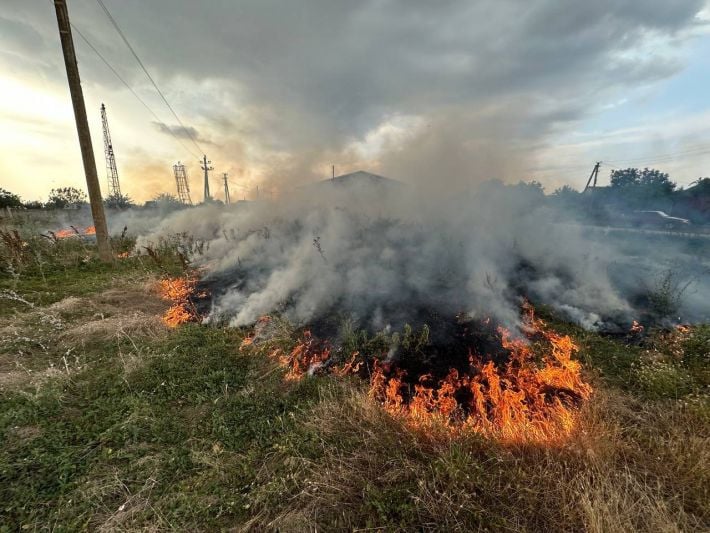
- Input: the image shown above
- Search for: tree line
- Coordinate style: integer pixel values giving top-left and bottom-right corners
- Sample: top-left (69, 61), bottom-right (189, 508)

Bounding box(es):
top-left (0, 187), bottom-right (184, 210)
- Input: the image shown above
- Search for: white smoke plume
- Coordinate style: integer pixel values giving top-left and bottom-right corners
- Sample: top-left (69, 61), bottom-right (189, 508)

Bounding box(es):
top-left (124, 174), bottom-right (710, 333)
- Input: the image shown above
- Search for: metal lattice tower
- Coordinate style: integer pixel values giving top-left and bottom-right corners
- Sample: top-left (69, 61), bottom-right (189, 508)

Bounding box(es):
top-left (100, 103), bottom-right (121, 198)
top-left (223, 173), bottom-right (230, 205)
top-left (200, 154), bottom-right (213, 202)
top-left (173, 162), bottom-right (192, 205)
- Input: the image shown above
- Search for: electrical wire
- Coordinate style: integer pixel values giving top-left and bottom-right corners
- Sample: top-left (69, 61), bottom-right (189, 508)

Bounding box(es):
top-left (95, 0), bottom-right (205, 156)
top-left (604, 143), bottom-right (710, 167)
top-left (70, 22), bottom-right (200, 160)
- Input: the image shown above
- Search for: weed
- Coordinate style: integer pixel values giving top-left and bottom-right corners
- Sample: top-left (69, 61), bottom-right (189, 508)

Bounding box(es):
top-left (631, 359), bottom-right (695, 399)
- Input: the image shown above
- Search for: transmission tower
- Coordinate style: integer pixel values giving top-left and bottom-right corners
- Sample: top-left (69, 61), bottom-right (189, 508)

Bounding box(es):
top-left (223, 173), bottom-right (231, 205)
top-left (201, 154), bottom-right (213, 202)
top-left (100, 103), bottom-right (121, 198)
top-left (173, 162), bottom-right (192, 205)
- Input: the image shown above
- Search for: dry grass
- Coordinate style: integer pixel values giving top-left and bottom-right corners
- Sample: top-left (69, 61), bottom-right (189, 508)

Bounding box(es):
top-left (2, 234), bottom-right (707, 530)
top-left (60, 312), bottom-right (166, 344)
top-left (244, 382), bottom-right (708, 532)
top-left (0, 275), bottom-right (170, 391)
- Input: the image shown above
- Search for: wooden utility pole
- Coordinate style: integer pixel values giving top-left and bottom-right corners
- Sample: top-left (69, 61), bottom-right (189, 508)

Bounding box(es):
top-left (223, 173), bottom-right (230, 205)
top-left (583, 161), bottom-right (602, 193)
top-left (53, 0), bottom-right (112, 261)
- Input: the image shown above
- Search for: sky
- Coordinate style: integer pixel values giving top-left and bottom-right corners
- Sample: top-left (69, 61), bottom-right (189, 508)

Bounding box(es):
top-left (1, 0), bottom-right (710, 203)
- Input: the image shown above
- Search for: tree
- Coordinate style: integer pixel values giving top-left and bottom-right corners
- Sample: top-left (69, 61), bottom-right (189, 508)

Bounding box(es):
top-left (513, 180), bottom-right (546, 203)
top-left (46, 187), bottom-right (87, 209)
top-left (145, 193), bottom-right (184, 210)
top-left (105, 192), bottom-right (134, 209)
top-left (23, 200), bottom-right (45, 210)
top-left (610, 168), bottom-right (641, 188)
top-left (0, 188), bottom-right (22, 208)
top-left (609, 168), bottom-right (676, 210)
top-left (638, 168), bottom-right (675, 194)
top-left (610, 167), bottom-right (675, 194)
top-left (552, 185), bottom-right (579, 199)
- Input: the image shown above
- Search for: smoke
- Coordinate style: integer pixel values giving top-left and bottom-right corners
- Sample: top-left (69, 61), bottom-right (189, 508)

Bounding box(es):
top-left (127, 174), bottom-right (710, 333)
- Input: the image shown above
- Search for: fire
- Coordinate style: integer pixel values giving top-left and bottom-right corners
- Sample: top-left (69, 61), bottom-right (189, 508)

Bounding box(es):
top-left (240, 316), bottom-right (273, 350)
top-left (370, 323), bottom-right (591, 443)
top-left (271, 330), bottom-right (331, 381)
top-left (630, 320), bottom-right (644, 334)
top-left (53, 226), bottom-right (96, 239)
top-left (264, 306), bottom-right (592, 444)
top-left (158, 276), bottom-right (199, 327)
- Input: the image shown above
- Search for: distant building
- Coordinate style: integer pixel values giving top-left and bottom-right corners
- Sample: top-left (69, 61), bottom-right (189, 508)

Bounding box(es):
top-left (306, 170), bottom-right (405, 191)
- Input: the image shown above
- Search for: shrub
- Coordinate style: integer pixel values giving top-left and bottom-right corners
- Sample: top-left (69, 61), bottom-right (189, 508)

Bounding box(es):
top-left (0, 188), bottom-right (22, 208)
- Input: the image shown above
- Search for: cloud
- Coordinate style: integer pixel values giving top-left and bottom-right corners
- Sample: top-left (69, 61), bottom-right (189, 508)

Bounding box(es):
top-left (1, 0), bottom-right (708, 197)
top-left (151, 121), bottom-right (213, 145)
top-left (104, 0), bottom-right (705, 186)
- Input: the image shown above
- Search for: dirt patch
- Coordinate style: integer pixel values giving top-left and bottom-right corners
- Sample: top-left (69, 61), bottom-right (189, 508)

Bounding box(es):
top-left (48, 296), bottom-right (86, 313)
top-left (0, 275), bottom-right (170, 391)
top-left (6, 425), bottom-right (42, 444)
top-left (61, 312), bottom-right (166, 343)
top-left (0, 366), bottom-right (66, 392)
top-left (92, 280), bottom-right (169, 316)
top-left (0, 369), bottom-right (30, 390)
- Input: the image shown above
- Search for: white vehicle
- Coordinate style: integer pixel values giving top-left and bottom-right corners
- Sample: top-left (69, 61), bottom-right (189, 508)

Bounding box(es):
top-left (632, 210), bottom-right (691, 230)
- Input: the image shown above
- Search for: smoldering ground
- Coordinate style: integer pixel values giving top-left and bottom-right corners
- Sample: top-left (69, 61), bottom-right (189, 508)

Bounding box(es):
top-left (129, 177), bottom-right (710, 333)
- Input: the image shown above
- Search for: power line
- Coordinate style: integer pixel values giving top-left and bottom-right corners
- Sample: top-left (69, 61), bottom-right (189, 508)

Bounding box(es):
top-left (70, 22), bottom-right (200, 159)
top-left (94, 0), bottom-right (205, 155)
top-left (604, 143), bottom-right (710, 167)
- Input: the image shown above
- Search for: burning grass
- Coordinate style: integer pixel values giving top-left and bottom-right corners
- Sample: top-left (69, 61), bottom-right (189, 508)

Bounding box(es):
top-left (262, 306), bottom-right (593, 444)
top-left (53, 225), bottom-right (96, 239)
top-left (1, 251), bottom-right (708, 530)
top-left (1, 217), bottom-right (707, 530)
top-left (158, 275), bottom-right (201, 327)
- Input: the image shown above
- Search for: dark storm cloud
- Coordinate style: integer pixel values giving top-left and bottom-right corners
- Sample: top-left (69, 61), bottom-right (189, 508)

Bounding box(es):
top-left (1, 0), bottom-right (707, 184)
top-left (91, 0), bottom-right (705, 184)
top-left (151, 122), bottom-right (213, 145)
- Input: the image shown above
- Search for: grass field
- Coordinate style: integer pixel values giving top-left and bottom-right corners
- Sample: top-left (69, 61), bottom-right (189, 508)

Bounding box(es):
top-left (1, 215), bottom-right (708, 531)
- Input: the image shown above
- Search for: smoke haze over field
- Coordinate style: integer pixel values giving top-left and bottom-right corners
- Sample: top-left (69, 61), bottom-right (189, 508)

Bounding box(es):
top-left (7, 1), bottom-right (707, 329)
top-left (128, 178), bottom-right (709, 332)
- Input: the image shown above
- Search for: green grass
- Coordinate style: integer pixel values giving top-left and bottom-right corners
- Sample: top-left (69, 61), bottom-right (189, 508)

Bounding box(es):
top-left (0, 325), bottom-right (331, 530)
top-left (1, 227), bottom-right (708, 531)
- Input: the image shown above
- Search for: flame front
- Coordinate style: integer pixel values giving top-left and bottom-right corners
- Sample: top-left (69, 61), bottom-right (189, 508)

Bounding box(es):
top-left (158, 276), bottom-right (199, 327)
top-left (268, 307), bottom-right (592, 444)
top-left (274, 330), bottom-right (331, 380)
top-left (370, 325), bottom-right (592, 443)
top-left (53, 226), bottom-right (96, 239)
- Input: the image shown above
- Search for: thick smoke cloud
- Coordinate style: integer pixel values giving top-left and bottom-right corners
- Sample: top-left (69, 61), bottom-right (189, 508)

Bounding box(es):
top-left (130, 178), bottom-right (708, 333)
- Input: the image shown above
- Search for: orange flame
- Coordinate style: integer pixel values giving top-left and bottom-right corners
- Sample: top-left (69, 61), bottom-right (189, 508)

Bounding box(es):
top-left (370, 314), bottom-right (592, 443)
top-left (263, 306), bottom-right (592, 444)
top-left (158, 276), bottom-right (199, 327)
top-left (240, 316), bottom-right (273, 350)
top-left (53, 226), bottom-right (96, 239)
top-left (276, 330), bottom-right (331, 381)
top-left (54, 229), bottom-right (75, 239)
